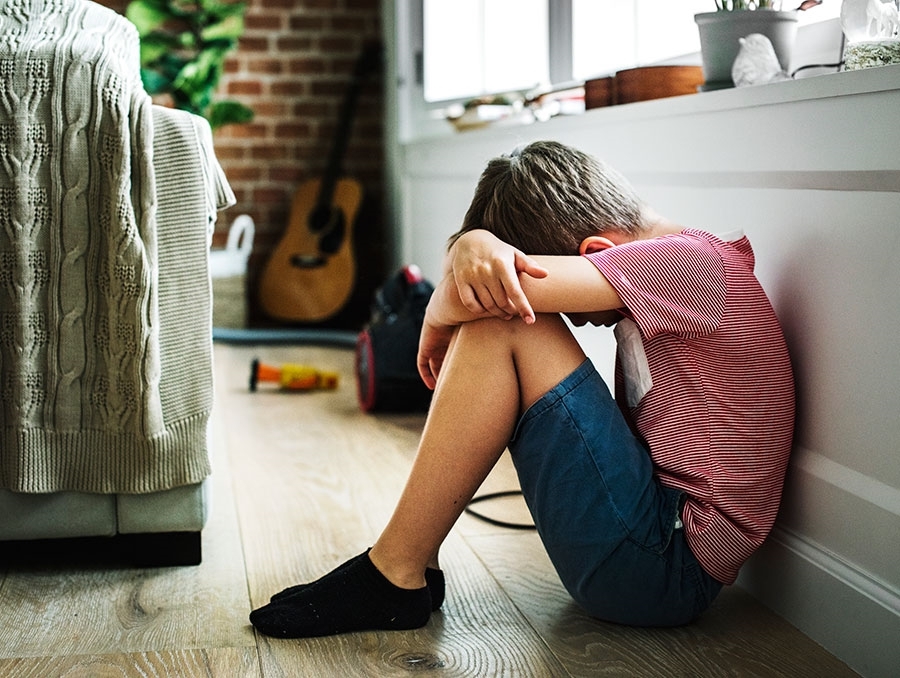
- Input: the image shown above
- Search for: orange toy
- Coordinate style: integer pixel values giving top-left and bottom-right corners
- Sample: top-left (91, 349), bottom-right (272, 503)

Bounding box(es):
top-left (249, 359), bottom-right (339, 392)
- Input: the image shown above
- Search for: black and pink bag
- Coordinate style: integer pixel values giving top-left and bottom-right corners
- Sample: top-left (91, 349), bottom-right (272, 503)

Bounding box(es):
top-left (355, 265), bottom-right (434, 413)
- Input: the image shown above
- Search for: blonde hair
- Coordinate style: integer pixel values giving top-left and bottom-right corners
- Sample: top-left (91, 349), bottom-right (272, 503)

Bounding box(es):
top-left (450, 140), bottom-right (647, 255)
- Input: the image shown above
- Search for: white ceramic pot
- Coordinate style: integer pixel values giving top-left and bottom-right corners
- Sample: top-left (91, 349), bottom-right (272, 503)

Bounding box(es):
top-left (695, 10), bottom-right (799, 89)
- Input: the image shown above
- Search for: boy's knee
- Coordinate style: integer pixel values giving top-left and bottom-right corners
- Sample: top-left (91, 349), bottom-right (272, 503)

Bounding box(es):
top-left (458, 316), bottom-right (516, 336)
top-left (458, 313), bottom-right (571, 347)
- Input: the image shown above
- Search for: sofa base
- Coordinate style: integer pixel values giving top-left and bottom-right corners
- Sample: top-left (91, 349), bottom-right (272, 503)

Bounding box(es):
top-left (0, 531), bottom-right (202, 568)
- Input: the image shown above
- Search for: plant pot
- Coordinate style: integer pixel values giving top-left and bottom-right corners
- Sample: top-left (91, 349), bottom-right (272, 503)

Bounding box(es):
top-left (615, 65), bottom-right (705, 105)
top-left (695, 10), bottom-right (799, 90)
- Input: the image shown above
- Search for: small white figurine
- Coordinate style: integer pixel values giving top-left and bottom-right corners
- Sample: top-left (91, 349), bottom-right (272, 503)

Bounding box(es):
top-left (731, 33), bottom-right (792, 87)
top-left (866, 0), bottom-right (899, 38)
top-left (841, 0), bottom-right (900, 70)
top-left (842, 0), bottom-right (900, 40)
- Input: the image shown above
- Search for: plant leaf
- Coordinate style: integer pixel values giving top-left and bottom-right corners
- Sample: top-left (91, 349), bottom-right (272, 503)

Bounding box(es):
top-left (208, 100), bottom-right (255, 129)
top-left (139, 68), bottom-right (172, 95)
top-left (201, 13), bottom-right (245, 42)
top-left (125, 0), bottom-right (171, 35)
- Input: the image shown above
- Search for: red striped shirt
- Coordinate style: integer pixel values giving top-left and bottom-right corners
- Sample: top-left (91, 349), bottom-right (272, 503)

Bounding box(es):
top-left (586, 229), bottom-right (795, 584)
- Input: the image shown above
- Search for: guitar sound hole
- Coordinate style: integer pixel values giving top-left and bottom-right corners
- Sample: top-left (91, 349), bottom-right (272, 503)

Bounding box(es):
top-left (308, 205), bottom-right (346, 256)
top-left (290, 253), bottom-right (326, 268)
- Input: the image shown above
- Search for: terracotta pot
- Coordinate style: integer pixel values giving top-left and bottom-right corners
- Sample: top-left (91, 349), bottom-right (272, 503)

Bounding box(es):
top-left (614, 66), bottom-right (704, 104)
top-left (695, 10), bottom-right (799, 89)
top-left (585, 66), bottom-right (704, 109)
top-left (584, 76), bottom-right (614, 109)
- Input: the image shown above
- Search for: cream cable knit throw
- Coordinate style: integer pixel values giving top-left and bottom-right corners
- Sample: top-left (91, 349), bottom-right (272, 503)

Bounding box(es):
top-left (0, 0), bottom-right (211, 493)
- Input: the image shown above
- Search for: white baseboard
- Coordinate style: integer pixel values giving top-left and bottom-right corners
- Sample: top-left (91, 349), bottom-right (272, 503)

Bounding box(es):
top-left (738, 527), bottom-right (900, 678)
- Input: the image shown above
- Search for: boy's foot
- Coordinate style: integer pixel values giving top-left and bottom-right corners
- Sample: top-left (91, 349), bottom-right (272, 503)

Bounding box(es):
top-left (250, 551), bottom-right (432, 638)
top-left (270, 560), bottom-right (446, 610)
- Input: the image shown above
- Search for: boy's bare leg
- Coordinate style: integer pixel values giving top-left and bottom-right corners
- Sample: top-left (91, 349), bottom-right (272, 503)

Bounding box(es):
top-left (369, 313), bottom-right (586, 589)
top-left (250, 313), bottom-right (586, 638)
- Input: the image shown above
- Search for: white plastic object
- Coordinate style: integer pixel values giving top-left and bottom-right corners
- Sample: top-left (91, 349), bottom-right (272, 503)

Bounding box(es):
top-left (209, 214), bottom-right (254, 279)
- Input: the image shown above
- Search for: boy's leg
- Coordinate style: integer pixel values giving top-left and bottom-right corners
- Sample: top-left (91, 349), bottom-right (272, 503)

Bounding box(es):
top-left (250, 314), bottom-right (586, 638)
top-left (507, 356), bottom-right (722, 626)
top-left (368, 312), bottom-right (587, 588)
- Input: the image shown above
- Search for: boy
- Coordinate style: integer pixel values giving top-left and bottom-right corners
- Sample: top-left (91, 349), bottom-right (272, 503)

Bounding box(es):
top-left (250, 140), bottom-right (795, 637)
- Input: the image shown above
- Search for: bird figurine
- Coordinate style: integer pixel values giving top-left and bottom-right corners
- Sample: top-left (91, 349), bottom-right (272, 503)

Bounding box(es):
top-left (731, 33), bottom-right (792, 87)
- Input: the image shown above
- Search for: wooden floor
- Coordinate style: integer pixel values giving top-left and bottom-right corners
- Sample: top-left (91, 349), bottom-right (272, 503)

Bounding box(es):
top-left (0, 342), bottom-right (861, 677)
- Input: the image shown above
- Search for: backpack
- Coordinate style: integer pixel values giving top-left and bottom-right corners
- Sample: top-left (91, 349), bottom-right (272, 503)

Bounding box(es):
top-left (355, 265), bottom-right (434, 412)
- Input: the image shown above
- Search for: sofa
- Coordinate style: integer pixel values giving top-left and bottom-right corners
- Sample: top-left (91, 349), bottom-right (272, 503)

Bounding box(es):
top-left (0, 0), bottom-right (233, 565)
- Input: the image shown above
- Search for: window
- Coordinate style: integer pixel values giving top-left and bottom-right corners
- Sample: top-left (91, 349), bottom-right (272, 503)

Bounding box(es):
top-left (398, 0), bottom-right (843, 140)
top-left (424, 0), bottom-right (548, 102)
top-left (423, 0), bottom-right (712, 103)
top-left (422, 0), bottom-right (842, 102)
top-left (572, 1), bottom-right (712, 80)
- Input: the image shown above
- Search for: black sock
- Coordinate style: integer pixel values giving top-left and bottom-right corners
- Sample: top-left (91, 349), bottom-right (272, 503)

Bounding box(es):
top-left (269, 553), bottom-right (358, 602)
top-left (250, 551), bottom-right (432, 638)
top-left (271, 561), bottom-right (446, 611)
top-left (426, 567), bottom-right (445, 610)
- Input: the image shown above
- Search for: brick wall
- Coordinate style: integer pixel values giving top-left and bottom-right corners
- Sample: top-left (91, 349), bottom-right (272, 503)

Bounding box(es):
top-left (97, 0), bottom-right (387, 328)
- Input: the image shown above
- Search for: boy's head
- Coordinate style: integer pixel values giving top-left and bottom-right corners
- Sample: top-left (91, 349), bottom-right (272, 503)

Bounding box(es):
top-left (451, 140), bottom-right (647, 255)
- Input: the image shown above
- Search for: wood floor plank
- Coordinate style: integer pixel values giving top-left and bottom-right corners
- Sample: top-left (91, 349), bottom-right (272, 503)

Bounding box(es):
top-left (0, 646), bottom-right (260, 678)
top-left (469, 531), bottom-right (860, 677)
top-left (0, 372), bottom-right (255, 659)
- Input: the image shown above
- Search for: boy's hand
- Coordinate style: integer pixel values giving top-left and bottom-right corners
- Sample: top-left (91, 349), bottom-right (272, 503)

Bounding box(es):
top-left (417, 318), bottom-right (455, 390)
top-left (448, 230), bottom-right (548, 324)
top-left (416, 276), bottom-right (473, 388)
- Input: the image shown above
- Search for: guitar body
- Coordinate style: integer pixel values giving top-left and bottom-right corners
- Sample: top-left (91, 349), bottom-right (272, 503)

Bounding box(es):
top-left (258, 42), bottom-right (381, 325)
top-left (258, 177), bottom-right (362, 323)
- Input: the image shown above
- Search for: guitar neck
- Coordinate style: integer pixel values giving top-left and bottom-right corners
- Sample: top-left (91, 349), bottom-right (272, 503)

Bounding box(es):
top-left (316, 43), bottom-right (381, 208)
top-left (316, 92), bottom-right (358, 205)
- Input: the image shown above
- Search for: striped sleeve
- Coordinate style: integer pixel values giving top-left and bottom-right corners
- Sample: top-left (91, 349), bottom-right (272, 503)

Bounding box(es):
top-left (586, 234), bottom-right (727, 338)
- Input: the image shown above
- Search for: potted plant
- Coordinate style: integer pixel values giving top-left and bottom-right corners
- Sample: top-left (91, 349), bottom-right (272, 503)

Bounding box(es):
top-left (695, 1), bottom-right (802, 89)
top-left (126, 0), bottom-right (254, 129)
top-left (840, 0), bottom-right (900, 70)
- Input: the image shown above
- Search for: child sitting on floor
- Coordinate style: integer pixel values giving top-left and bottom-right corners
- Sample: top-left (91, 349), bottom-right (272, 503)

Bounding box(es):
top-left (250, 140), bottom-right (795, 637)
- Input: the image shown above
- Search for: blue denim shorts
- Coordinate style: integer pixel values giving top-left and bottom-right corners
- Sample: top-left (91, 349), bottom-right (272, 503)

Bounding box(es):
top-left (509, 359), bottom-right (722, 627)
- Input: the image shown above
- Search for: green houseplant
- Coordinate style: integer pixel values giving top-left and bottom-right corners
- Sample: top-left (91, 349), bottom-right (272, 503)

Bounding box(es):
top-left (126, 0), bottom-right (254, 129)
top-left (695, 1), bottom-right (801, 89)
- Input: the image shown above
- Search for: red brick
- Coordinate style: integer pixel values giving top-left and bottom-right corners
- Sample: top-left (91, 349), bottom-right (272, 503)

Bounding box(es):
top-left (216, 122), bottom-right (269, 139)
top-left (221, 165), bottom-right (266, 182)
top-left (248, 101), bottom-right (291, 118)
top-left (289, 15), bottom-right (328, 31)
top-left (331, 15), bottom-right (368, 31)
top-left (253, 187), bottom-right (289, 204)
top-left (303, 0), bottom-right (343, 9)
top-left (238, 36), bottom-right (271, 52)
top-left (276, 36), bottom-right (315, 52)
top-left (227, 80), bottom-right (264, 96)
top-left (210, 144), bottom-right (248, 161)
top-left (245, 15), bottom-right (284, 31)
top-left (346, 0), bottom-right (380, 10)
top-left (247, 58), bottom-right (284, 75)
top-left (287, 57), bottom-right (328, 74)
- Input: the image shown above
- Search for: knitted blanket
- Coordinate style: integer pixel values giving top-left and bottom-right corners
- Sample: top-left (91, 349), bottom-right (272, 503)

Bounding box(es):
top-left (0, 0), bottom-right (212, 493)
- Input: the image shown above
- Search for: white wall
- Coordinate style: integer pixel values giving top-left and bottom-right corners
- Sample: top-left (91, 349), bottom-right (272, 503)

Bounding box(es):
top-left (394, 65), bottom-right (900, 678)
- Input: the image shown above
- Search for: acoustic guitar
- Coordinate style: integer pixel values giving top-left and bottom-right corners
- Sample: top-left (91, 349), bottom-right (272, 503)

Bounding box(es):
top-left (258, 43), bottom-right (380, 323)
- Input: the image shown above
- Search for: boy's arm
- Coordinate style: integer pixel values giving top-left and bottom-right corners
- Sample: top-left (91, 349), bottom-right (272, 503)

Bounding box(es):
top-left (419, 232), bottom-right (626, 388)
top-left (520, 255), bottom-right (624, 315)
top-left (448, 229), bottom-right (624, 319)
top-left (417, 274), bottom-right (492, 389)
